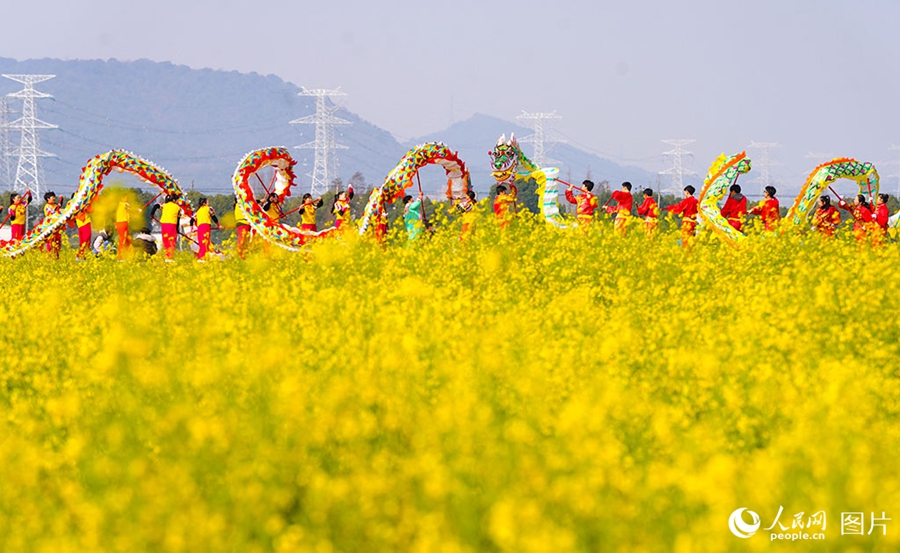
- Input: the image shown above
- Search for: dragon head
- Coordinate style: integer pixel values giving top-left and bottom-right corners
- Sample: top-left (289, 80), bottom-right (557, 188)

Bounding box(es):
top-left (489, 134), bottom-right (520, 186)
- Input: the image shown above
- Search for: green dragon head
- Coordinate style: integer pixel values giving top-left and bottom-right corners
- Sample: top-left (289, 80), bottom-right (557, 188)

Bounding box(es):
top-left (489, 134), bottom-right (520, 186)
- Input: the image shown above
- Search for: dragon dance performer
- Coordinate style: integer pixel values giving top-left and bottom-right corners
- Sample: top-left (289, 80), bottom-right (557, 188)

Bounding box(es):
top-left (454, 190), bottom-right (477, 240)
top-left (874, 194), bottom-right (890, 237)
top-left (115, 195), bottom-right (132, 261)
top-left (564, 180), bottom-right (599, 227)
top-left (720, 184), bottom-right (748, 231)
top-left (811, 195), bottom-right (841, 237)
top-left (664, 185), bottom-right (699, 246)
top-left (298, 194), bottom-right (324, 232)
top-left (150, 195), bottom-right (184, 261)
top-left (8, 191), bottom-right (33, 242)
top-left (492, 184), bottom-right (517, 229)
top-left (749, 186), bottom-right (780, 232)
top-left (193, 197), bottom-right (219, 261)
top-left (838, 194), bottom-right (875, 243)
top-left (43, 191), bottom-right (63, 259)
top-left (372, 194), bottom-right (389, 245)
top-left (233, 197), bottom-right (251, 259)
top-left (403, 193), bottom-right (424, 241)
top-left (332, 188), bottom-right (354, 230)
top-left (636, 188), bottom-right (659, 237)
top-left (73, 203), bottom-right (92, 260)
top-left (606, 182), bottom-right (633, 236)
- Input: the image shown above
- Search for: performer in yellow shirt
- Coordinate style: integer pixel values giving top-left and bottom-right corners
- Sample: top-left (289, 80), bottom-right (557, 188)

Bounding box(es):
top-left (150, 195), bottom-right (184, 261)
top-left (193, 197), bottom-right (219, 260)
top-left (233, 196), bottom-right (250, 259)
top-left (42, 191), bottom-right (63, 259)
top-left (454, 190), bottom-right (478, 240)
top-left (331, 188), bottom-right (354, 230)
top-left (74, 205), bottom-right (92, 260)
top-left (115, 195), bottom-right (132, 260)
top-left (492, 184), bottom-right (517, 229)
top-left (298, 193), bottom-right (324, 232)
top-left (8, 191), bottom-right (32, 241)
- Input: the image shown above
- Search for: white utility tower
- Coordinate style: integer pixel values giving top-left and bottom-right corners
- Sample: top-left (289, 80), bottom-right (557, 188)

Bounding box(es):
top-left (659, 139), bottom-right (696, 195)
top-left (747, 141), bottom-right (781, 195)
top-left (516, 110), bottom-right (564, 167)
top-left (0, 97), bottom-right (13, 190)
top-left (291, 87), bottom-right (350, 197)
top-left (4, 75), bottom-right (57, 199)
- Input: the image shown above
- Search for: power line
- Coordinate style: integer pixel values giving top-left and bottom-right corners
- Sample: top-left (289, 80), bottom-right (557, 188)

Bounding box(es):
top-left (516, 110), bottom-right (564, 167)
top-left (291, 87), bottom-right (350, 196)
top-left (4, 74), bottom-right (58, 199)
top-left (747, 141), bottom-right (781, 194)
top-left (659, 139), bottom-right (696, 195)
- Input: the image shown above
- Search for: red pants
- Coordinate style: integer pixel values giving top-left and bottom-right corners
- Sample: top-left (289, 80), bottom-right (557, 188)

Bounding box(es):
top-left (197, 223), bottom-right (211, 259)
top-left (236, 225), bottom-right (250, 258)
top-left (10, 223), bottom-right (24, 241)
top-left (116, 221), bottom-right (131, 260)
top-left (45, 232), bottom-right (61, 259)
top-left (644, 220), bottom-right (658, 238)
top-left (614, 216), bottom-right (628, 237)
top-left (681, 220), bottom-right (697, 246)
top-left (301, 223), bottom-right (317, 232)
top-left (77, 225), bottom-right (91, 258)
top-left (727, 219), bottom-right (743, 232)
top-left (161, 223), bottom-right (177, 259)
top-left (374, 223), bottom-right (387, 243)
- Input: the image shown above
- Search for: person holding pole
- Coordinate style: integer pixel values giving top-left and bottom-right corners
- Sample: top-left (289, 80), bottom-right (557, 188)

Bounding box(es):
top-left (564, 180), bottom-right (599, 227)
top-left (193, 197), bottom-right (219, 261)
top-left (150, 195), bottom-right (184, 261)
top-left (720, 184), bottom-right (748, 231)
top-left (606, 181), bottom-right (633, 236)
top-left (8, 191), bottom-right (32, 242)
top-left (332, 188), bottom-right (354, 231)
top-left (749, 186), bottom-right (780, 232)
top-left (811, 195), bottom-right (841, 237)
top-left (43, 191), bottom-right (63, 259)
top-left (664, 185), bottom-right (700, 246)
top-left (115, 194), bottom-right (132, 261)
top-left (636, 188), bottom-right (660, 237)
top-left (403, 193), bottom-right (424, 241)
top-left (837, 193), bottom-right (874, 243)
top-left (298, 193), bottom-right (324, 232)
top-left (492, 184), bottom-right (518, 229)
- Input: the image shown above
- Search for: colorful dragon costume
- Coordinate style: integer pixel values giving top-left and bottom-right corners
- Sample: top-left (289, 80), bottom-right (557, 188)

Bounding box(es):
top-left (697, 152), bottom-right (752, 247)
top-left (232, 147), bottom-right (335, 251)
top-left (358, 142), bottom-right (469, 235)
top-left (0, 150), bottom-right (191, 258)
top-left (489, 134), bottom-right (568, 228)
top-left (786, 158), bottom-right (879, 227)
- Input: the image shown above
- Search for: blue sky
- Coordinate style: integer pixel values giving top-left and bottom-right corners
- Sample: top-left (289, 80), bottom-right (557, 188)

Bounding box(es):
top-left (2, 0), bottom-right (899, 192)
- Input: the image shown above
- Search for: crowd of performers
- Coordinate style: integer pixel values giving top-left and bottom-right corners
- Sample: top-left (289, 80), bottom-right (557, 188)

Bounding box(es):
top-left (558, 180), bottom-right (892, 246)
top-left (1, 179), bottom-right (894, 260)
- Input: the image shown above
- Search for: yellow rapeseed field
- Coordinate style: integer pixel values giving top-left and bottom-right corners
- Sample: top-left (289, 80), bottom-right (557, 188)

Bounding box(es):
top-left (0, 211), bottom-right (898, 552)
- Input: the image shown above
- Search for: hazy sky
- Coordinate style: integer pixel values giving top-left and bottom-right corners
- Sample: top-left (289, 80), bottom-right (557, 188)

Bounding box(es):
top-left (2, 0), bottom-right (899, 190)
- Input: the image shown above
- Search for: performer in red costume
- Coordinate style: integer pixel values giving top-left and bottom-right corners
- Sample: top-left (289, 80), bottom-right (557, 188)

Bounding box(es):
top-left (664, 185), bottom-right (699, 246)
top-left (720, 184), bottom-right (747, 231)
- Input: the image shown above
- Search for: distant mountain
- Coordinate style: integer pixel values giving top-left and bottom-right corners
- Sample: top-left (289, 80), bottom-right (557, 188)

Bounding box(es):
top-left (0, 58), bottom-right (655, 199)
top-left (407, 114), bottom-right (657, 195)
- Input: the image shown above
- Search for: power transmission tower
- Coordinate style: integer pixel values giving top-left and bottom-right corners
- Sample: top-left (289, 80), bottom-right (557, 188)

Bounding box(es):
top-left (659, 139), bottom-right (696, 195)
top-left (747, 141), bottom-right (781, 195)
top-left (0, 97), bottom-right (14, 191)
top-left (4, 74), bottom-right (57, 200)
top-left (291, 87), bottom-right (350, 197)
top-left (516, 110), bottom-right (564, 166)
